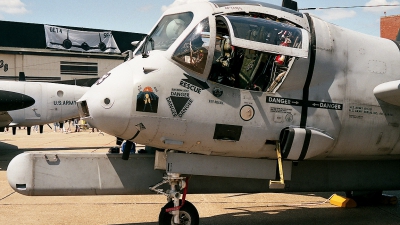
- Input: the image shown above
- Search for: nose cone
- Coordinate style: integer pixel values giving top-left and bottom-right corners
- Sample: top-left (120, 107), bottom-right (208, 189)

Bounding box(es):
top-left (78, 63), bottom-right (134, 137)
top-left (0, 90), bottom-right (35, 111)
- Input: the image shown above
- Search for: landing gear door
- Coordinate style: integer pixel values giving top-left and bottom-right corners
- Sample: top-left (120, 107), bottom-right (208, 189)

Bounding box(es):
top-left (221, 15), bottom-right (309, 59)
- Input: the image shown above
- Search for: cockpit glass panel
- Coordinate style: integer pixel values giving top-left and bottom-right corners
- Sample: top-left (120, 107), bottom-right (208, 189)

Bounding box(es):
top-left (172, 18), bottom-right (210, 74)
top-left (226, 15), bottom-right (302, 50)
top-left (142, 12), bottom-right (194, 52)
top-left (209, 15), bottom-right (301, 92)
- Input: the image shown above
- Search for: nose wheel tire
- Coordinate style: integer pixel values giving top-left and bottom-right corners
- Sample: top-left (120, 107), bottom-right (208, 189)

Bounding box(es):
top-left (159, 200), bottom-right (199, 225)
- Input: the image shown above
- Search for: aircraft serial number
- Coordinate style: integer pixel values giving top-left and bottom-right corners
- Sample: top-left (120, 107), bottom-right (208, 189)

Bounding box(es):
top-left (209, 100), bottom-right (223, 105)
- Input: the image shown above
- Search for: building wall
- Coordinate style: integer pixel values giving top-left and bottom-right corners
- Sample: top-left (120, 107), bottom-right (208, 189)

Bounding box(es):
top-left (0, 20), bottom-right (145, 86)
top-left (381, 15), bottom-right (400, 40)
top-left (0, 52), bottom-right (123, 86)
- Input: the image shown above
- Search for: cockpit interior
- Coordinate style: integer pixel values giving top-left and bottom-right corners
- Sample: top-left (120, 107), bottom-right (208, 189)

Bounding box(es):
top-left (136, 9), bottom-right (308, 93)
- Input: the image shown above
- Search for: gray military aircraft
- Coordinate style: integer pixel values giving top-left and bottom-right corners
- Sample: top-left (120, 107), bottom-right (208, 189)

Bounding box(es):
top-left (7, 1), bottom-right (400, 224)
top-left (0, 81), bottom-right (88, 134)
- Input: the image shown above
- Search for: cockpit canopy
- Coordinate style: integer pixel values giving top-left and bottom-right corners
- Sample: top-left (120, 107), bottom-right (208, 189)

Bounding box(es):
top-left (219, 15), bottom-right (307, 58)
top-left (137, 2), bottom-right (309, 92)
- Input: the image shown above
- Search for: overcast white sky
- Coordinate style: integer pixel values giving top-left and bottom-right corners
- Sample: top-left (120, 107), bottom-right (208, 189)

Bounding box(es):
top-left (0, 0), bottom-right (399, 36)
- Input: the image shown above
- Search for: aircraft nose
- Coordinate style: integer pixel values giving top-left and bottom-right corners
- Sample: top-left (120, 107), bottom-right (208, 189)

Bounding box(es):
top-left (77, 64), bottom-right (133, 137)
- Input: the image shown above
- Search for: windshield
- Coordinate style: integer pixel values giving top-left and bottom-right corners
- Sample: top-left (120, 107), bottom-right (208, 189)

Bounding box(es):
top-left (172, 18), bottom-right (210, 74)
top-left (141, 12), bottom-right (194, 53)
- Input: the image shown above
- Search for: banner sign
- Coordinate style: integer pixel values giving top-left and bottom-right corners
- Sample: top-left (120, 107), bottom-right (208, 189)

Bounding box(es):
top-left (44, 25), bottom-right (120, 53)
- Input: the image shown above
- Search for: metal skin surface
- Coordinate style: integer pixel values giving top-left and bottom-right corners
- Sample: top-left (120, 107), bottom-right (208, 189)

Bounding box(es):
top-left (0, 81), bottom-right (88, 127)
top-left (79, 2), bottom-right (400, 160)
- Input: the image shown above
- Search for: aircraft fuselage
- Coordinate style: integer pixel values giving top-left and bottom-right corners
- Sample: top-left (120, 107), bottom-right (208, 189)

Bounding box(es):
top-left (0, 81), bottom-right (88, 128)
top-left (77, 2), bottom-right (400, 161)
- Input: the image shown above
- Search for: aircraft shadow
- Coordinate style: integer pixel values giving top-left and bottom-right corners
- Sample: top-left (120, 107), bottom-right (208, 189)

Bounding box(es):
top-left (0, 141), bottom-right (18, 170)
top-left (119, 202), bottom-right (400, 225)
top-left (224, 192), bottom-right (333, 199)
top-left (18, 146), bottom-right (110, 151)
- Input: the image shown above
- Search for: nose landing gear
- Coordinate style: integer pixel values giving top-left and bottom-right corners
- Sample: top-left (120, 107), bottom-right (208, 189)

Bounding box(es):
top-left (150, 173), bottom-right (199, 225)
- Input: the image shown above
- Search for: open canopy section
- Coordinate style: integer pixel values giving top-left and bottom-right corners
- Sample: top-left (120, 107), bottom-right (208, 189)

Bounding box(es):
top-left (221, 15), bottom-right (308, 58)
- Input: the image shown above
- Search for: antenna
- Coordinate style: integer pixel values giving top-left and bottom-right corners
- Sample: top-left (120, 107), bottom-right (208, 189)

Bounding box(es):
top-left (282, 0), bottom-right (298, 11)
top-left (300, 4), bottom-right (400, 10)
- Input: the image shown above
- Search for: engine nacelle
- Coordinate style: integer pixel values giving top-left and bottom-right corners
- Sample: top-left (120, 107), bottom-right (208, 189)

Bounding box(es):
top-left (373, 80), bottom-right (400, 106)
top-left (280, 128), bottom-right (334, 160)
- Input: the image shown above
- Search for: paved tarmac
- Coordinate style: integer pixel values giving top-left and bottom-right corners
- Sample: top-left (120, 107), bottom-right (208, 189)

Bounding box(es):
top-left (0, 126), bottom-right (399, 224)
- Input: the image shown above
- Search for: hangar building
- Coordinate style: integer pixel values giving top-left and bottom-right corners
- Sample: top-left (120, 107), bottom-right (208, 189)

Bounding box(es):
top-left (0, 20), bottom-right (145, 86)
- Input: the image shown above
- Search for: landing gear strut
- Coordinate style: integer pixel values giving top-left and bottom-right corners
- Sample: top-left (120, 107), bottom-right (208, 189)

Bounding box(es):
top-left (150, 173), bottom-right (199, 225)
